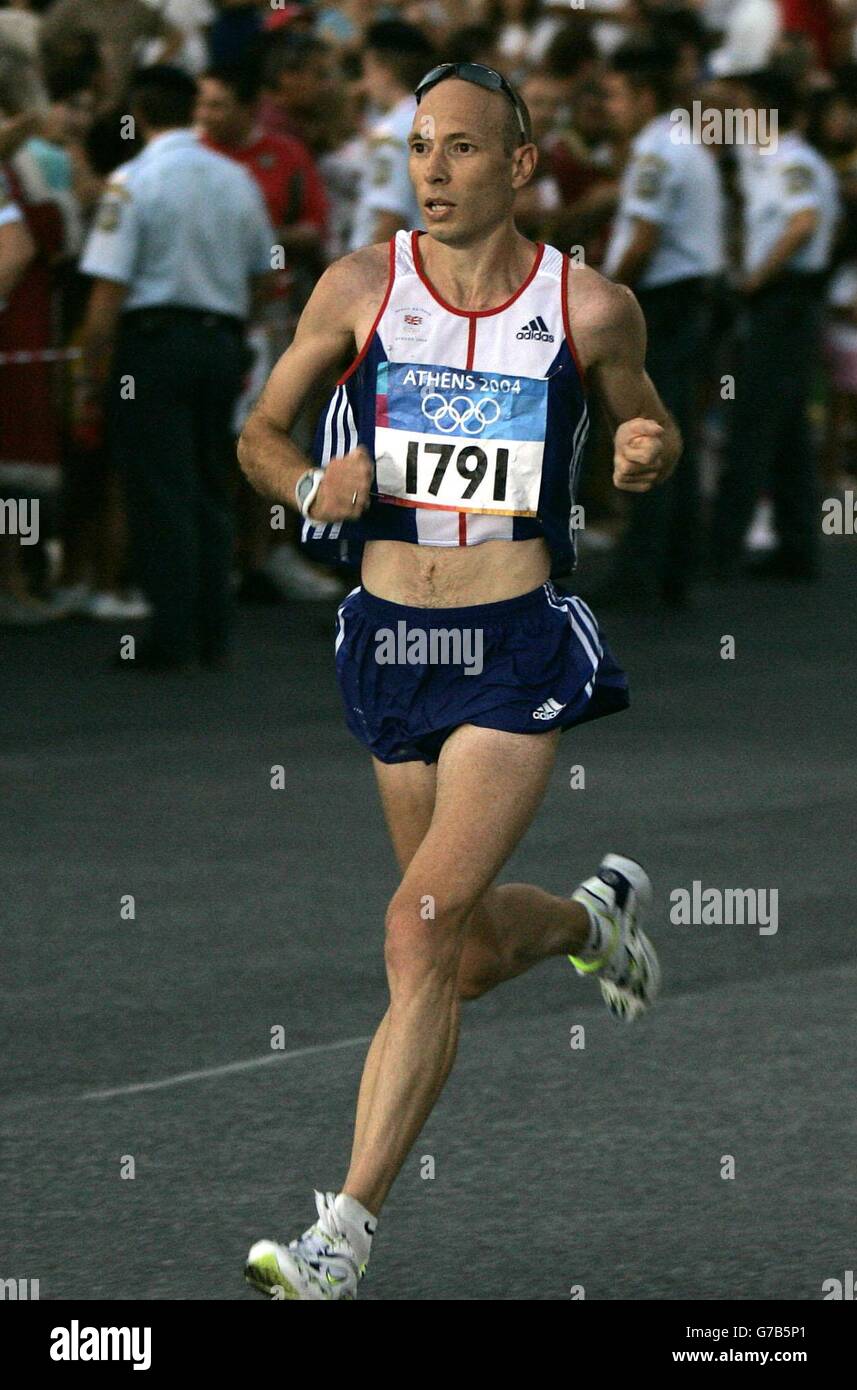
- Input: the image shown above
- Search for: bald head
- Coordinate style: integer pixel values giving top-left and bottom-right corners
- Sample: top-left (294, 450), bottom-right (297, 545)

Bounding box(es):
top-left (416, 74), bottom-right (531, 155)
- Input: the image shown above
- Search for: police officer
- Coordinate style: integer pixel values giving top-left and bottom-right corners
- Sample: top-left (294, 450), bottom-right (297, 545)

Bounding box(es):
top-left (348, 20), bottom-right (435, 251)
top-left (712, 71), bottom-right (839, 581)
top-left (79, 66), bottom-right (274, 669)
top-left (601, 42), bottom-right (726, 607)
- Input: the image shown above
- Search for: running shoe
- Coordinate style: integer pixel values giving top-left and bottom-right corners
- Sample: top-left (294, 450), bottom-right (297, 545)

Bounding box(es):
top-left (569, 853), bottom-right (660, 1021)
top-left (245, 1190), bottom-right (364, 1301)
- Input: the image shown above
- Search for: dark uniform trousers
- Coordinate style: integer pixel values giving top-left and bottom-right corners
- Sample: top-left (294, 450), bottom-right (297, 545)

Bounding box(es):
top-left (611, 277), bottom-right (709, 600)
top-left (712, 273), bottom-right (824, 573)
top-left (110, 307), bottom-right (245, 662)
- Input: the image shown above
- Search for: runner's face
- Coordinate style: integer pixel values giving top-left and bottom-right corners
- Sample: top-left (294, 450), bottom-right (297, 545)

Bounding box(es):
top-left (409, 79), bottom-right (531, 245)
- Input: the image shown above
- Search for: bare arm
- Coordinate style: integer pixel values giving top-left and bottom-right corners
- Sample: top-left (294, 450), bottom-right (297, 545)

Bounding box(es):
top-left (79, 278), bottom-right (128, 384)
top-left (607, 216), bottom-right (661, 288)
top-left (741, 209), bottom-right (819, 294)
top-left (238, 247), bottom-right (385, 519)
top-left (572, 269), bottom-right (682, 489)
top-left (0, 218), bottom-right (36, 301)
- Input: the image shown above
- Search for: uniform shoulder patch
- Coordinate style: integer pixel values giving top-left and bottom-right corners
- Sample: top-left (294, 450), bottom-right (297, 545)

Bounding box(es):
top-left (784, 163), bottom-right (815, 196)
top-left (370, 139), bottom-right (401, 187)
top-left (633, 153), bottom-right (668, 201)
top-left (96, 203), bottom-right (120, 232)
top-left (96, 195), bottom-right (124, 232)
top-left (95, 174), bottom-right (133, 231)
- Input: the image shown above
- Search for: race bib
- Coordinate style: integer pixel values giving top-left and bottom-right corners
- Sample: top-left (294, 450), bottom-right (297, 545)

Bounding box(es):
top-left (373, 362), bottom-right (548, 516)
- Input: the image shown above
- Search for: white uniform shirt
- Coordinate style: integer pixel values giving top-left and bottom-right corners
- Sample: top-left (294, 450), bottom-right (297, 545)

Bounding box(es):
top-left (348, 94), bottom-right (423, 251)
top-left (739, 133), bottom-right (839, 276)
top-left (80, 129), bottom-right (274, 318)
top-left (604, 114), bottom-right (726, 290)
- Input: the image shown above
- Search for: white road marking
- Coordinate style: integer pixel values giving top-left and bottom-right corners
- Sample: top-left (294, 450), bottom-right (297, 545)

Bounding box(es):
top-left (81, 1035), bottom-right (372, 1101)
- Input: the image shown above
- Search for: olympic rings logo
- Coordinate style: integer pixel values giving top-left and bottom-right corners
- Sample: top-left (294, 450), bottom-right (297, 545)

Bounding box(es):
top-left (420, 393), bottom-right (502, 435)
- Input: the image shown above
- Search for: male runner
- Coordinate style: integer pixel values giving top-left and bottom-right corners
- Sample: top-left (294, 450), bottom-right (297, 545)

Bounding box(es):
top-left (238, 62), bottom-right (681, 1300)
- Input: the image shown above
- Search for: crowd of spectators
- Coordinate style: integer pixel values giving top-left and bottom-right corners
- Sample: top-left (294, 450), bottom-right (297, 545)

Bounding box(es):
top-left (1, 0), bottom-right (856, 631)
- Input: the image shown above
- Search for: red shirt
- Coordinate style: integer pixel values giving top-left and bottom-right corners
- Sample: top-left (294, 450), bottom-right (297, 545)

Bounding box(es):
top-left (778, 0), bottom-right (836, 69)
top-left (202, 129), bottom-right (327, 234)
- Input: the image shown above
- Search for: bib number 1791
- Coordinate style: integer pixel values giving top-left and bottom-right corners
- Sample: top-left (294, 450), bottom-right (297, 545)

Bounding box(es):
top-left (405, 439), bottom-right (509, 503)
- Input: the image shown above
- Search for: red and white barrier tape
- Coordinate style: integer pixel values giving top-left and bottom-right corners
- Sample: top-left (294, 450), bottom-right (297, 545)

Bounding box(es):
top-left (0, 347), bottom-right (82, 365)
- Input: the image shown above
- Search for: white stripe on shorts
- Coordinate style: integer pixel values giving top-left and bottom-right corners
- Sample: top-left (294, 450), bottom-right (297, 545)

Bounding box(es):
top-left (334, 585), bottom-right (360, 653)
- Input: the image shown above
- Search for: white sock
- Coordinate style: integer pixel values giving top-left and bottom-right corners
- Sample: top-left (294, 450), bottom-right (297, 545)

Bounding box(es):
top-left (334, 1192), bottom-right (377, 1268)
top-left (574, 897), bottom-right (630, 976)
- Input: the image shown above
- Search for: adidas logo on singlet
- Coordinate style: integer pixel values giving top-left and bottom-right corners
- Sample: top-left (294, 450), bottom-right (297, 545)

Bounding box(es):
top-left (516, 315), bottom-right (555, 342)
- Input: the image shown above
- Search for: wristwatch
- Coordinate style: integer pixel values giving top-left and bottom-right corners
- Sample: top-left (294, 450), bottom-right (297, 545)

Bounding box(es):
top-left (295, 467), bottom-right (324, 519)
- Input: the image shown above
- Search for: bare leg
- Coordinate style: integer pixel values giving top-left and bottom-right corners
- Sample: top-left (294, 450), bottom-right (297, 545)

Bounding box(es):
top-left (347, 757), bottom-right (437, 1175)
top-left (457, 883), bottom-right (590, 999)
top-left (348, 753), bottom-right (593, 1176)
top-left (343, 724), bottom-right (561, 1216)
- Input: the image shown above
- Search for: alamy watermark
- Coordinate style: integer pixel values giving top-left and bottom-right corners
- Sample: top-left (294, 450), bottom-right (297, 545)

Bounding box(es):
top-left (823, 1270), bottom-right (856, 1299)
top-left (822, 490), bottom-right (856, 535)
top-left (50, 1322), bottom-right (151, 1370)
top-left (670, 882), bottom-right (778, 935)
top-left (375, 622), bottom-right (483, 676)
top-left (0, 497), bottom-right (39, 544)
top-left (670, 102), bottom-right (779, 153)
top-left (1, 1276), bottom-right (39, 1299)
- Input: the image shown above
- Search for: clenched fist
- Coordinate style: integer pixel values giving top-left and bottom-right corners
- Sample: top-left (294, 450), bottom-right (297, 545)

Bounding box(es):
top-left (308, 446), bottom-right (373, 522)
top-left (613, 418), bottom-right (668, 493)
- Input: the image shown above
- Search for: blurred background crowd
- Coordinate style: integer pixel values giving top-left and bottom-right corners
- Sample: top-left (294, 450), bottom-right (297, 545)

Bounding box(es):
top-left (1, 0), bottom-right (856, 650)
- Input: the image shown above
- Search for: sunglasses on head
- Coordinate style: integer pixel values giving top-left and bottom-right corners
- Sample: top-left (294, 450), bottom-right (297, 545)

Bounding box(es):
top-left (414, 62), bottom-right (530, 143)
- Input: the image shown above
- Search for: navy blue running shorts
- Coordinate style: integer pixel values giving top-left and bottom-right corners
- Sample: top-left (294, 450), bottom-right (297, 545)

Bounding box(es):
top-left (333, 581), bottom-right (629, 765)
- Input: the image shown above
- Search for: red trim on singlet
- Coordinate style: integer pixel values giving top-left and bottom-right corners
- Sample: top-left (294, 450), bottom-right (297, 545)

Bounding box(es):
top-left (376, 493), bottom-right (536, 517)
top-left (561, 252), bottom-right (587, 391)
top-left (465, 318), bottom-right (477, 370)
top-left (336, 236), bottom-right (396, 385)
top-left (458, 512), bottom-right (467, 545)
top-left (411, 230), bottom-right (545, 319)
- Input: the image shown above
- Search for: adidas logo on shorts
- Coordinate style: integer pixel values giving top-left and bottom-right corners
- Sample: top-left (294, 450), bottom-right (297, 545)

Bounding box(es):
top-left (532, 697), bottom-right (567, 721)
top-left (516, 315), bottom-right (555, 342)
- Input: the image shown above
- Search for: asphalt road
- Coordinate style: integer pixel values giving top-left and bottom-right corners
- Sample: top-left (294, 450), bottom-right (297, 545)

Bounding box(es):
top-left (2, 544), bottom-right (855, 1300)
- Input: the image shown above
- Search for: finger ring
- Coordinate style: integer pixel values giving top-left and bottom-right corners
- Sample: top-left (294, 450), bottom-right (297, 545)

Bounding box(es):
top-left (351, 491), bottom-right (358, 506)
